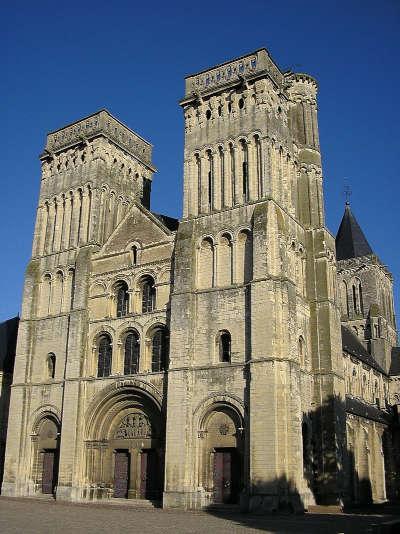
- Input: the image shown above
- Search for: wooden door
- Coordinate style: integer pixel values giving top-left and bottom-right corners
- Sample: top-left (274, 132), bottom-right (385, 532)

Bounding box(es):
top-left (213, 450), bottom-right (237, 504)
top-left (114, 451), bottom-right (130, 498)
top-left (42, 451), bottom-right (56, 494)
top-left (140, 450), bottom-right (159, 499)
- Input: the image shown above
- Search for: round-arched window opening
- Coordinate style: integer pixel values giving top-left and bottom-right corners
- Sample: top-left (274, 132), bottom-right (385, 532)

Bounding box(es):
top-left (238, 98), bottom-right (244, 109)
top-left (218, 106), bottom-right (222, 116)
top-left (115, 281), bottom-right (129, 318)
top-left (277, 106), bottom-right (282, 114)
top-left (131, 245), bottom-right (138, 266)
top-left (219, 331), bottom-right (231, 363)
top-left (206, 109), bottom-right (212, 120)
top-left (228, 103), bottom-right (232, 113)
top-left (47, 353), bottom-right (56, 379)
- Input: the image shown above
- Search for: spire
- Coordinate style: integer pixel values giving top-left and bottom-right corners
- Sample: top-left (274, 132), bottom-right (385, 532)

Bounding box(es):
top-left (335, 202), bottom-right (374, 261)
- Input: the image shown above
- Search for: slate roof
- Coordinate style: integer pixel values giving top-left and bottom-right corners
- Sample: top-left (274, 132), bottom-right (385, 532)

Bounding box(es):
top-left (336, 203), bottom-right (374, 261)
top-left (345, 396), bottom-right (392, 424)
top-left (151, 213), bottom-right (179, 231)
top-left (341, 325), bottom-right (386, 374)
top-left (390, 347), bottom-right (400, 376)
top-left (0, 316), bottom-right (19, 374)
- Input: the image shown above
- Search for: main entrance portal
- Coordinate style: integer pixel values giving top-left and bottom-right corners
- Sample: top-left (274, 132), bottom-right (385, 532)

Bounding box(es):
top-left (84, 385), bottom-right (164, 501)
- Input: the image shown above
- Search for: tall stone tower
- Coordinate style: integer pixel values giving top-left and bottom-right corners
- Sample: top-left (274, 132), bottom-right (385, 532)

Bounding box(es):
top-left (164, 49), bottom-right (344, 510)
top-left (336, 202), bottom-right (397, 372)
top-left (2, 110), bottom-right (155, 498)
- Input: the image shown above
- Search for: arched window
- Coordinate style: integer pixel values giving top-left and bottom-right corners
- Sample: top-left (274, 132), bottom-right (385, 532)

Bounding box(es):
top-left (217, 233), bottom-right (233, 286)
top-left (116, 281), bottom-right (129, 317)
top-left (219, 330), bottom-right (231, 363)
top-left (124, 331), bottom-right (140, 375)
top-left (240, 140), bottom-right (248, 202)
top-left (298, 336), bottom-right (306, 366)
top-left (207, 149), bottom-right (213, 210)
top-left (359, 282), bottom-right (364, 315)
top-left (198, 237), bottom-right (214, 289)
top-left (97, 334), bottom-right (112, 377)
top-left (141, 276), bottom-right (156, 313)
top-left (151, 327), bottom-right (168, 372)
top-left (47, 353), bottom-right (56, 379)
top-left (131, 245), bottom-right (138, 266)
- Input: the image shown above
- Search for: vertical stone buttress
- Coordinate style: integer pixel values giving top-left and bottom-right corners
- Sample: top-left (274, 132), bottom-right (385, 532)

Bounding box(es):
top-left (2, 110), bottom-right (155, 498)
top-left (287, 74), bottom-right (345, 504)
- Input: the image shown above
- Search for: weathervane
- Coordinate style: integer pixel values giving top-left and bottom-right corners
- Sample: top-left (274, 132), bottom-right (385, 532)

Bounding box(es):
top-left (343, 183), bottom-right (352, 205)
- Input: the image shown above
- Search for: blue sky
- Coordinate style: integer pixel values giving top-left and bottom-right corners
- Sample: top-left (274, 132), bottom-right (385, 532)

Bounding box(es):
top-left (1, 0), bottom-right (399, 323)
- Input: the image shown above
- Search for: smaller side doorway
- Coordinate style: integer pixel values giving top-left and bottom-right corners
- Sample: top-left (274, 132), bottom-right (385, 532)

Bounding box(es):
top-left (213, 448), bottom-right (240, 504)
top-left (41, 450), bottom-right (58, 494)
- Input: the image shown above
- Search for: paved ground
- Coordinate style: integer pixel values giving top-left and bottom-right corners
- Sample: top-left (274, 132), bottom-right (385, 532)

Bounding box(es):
top-left (0, 497), bottom-right (397, 534)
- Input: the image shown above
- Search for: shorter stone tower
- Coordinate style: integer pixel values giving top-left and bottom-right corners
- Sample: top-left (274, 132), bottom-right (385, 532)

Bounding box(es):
top-left (336, 202), bottom-right (397, 372)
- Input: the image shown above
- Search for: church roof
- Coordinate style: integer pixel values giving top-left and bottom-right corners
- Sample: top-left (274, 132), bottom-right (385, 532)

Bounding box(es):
top-left (341, 325), bottom-right (386, 375)
top-left (335, 203), bottom-right (374, 261)
top-left (390, 347), bottom-right (400, 376)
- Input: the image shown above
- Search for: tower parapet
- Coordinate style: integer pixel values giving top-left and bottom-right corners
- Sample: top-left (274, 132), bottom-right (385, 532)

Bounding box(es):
top-left (43, 109), bottom-right (153, 167)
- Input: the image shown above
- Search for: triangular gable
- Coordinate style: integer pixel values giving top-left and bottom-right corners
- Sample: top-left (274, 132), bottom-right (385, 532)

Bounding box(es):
top-left (99, 202), bottom-right (175, 256)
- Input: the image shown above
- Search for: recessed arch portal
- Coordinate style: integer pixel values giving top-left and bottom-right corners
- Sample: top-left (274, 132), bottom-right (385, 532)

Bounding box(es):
top-left (196, 400), bottom-right (244, 505)
top-left (84, 384), bottom-right (164, 501)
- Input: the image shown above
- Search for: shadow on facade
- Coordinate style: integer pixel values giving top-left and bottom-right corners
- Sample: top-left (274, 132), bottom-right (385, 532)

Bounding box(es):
top-left (205, 392), bottom-right (398, 522)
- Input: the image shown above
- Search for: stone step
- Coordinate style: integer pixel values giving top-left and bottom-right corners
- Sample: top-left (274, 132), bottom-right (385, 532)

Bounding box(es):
top-left (307, 504), bottom-right (343, 514)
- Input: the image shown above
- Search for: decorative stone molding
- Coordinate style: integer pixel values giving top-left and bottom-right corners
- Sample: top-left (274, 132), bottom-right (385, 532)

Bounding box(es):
top-left (44, 110), bottom-right (153, 166)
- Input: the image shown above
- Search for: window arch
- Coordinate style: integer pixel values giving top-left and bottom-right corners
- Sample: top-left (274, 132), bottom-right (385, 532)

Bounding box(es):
top-left (97, 334), bottom-right (112, 377)
top-left (41, 274), bottom-right (52, 316)
top-left (124, 331), bottom-right (140, 375)
top-left (140, 276), bottom-right (156, 313)
top-left (217, 233), bottom-right (233, 286)
top-left (298, 336), bottom-right (306, 366)
top-left (218, 330), bottom-right (231, 363)
top-left (131, 245), bottom-right (139, 266)
top-left (151, 327), bottom-right (169, 372)
top-left (46, 353), bottom-right (56, 379)
top-left (198, 237), bottom-right (214, 289)
top-left (240, 139), bottom-right (248, 202)
top-left (115, 281), bottom-right (129, 317)
top-left (236, 230), bottom-right (253, 284)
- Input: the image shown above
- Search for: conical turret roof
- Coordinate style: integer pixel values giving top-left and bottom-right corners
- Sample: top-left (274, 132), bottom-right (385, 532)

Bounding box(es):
top-left (335, 203), bottom-right (374, 261)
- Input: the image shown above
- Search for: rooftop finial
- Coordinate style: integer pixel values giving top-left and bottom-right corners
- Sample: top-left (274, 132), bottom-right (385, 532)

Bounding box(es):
top-left (343, 183), bottom-right (352, 205)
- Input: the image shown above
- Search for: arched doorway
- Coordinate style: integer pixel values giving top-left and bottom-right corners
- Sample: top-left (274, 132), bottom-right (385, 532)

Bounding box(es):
top-left (84, 384), bottom-right (164, 501)
top-left (198, 404), bottom-right (244, 505)
top-left (31, 416), bottom-right (60, 496)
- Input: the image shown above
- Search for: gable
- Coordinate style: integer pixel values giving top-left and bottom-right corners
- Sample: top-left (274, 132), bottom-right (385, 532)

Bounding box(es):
top-left (99, 203), bottom-right (174, 256)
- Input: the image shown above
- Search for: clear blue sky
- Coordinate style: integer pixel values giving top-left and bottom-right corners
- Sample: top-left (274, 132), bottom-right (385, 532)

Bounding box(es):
top-left (1, 0), bottom-right (399, 324)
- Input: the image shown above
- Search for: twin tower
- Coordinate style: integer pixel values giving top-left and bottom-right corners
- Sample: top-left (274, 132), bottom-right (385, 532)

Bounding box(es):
top-left (2, 48), bottom-right (357, 511)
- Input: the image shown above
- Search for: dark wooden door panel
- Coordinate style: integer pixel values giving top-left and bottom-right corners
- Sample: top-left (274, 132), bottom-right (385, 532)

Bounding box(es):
top-left (213, 450), bottom-right (239, 504)
top-left (114, 451), bottom-right (129, 498)
top-left (140, 450), bottom-right (160, 499)
top-left (42, 451), bottom-right (55, 494)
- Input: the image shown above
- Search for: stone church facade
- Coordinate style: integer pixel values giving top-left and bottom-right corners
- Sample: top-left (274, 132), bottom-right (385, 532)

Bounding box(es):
top-left (2, 48), bottom-right (400, 511)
